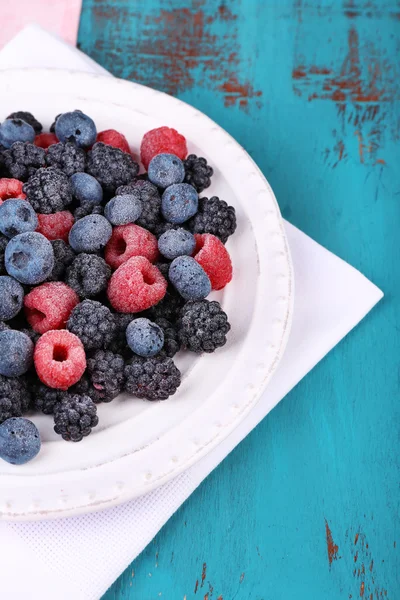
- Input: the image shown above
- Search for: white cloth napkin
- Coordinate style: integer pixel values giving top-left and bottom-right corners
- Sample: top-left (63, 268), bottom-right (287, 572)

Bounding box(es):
top-left (0, 25), bottom-right (383, 600)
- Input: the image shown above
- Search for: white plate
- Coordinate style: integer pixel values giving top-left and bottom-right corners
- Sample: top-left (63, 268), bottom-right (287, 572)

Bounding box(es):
top-left (0, 69), bottom-right (293, 520)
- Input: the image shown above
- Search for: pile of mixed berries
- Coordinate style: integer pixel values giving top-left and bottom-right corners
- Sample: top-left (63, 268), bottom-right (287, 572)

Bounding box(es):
top-left (0, 110), bottom-right (236, 465)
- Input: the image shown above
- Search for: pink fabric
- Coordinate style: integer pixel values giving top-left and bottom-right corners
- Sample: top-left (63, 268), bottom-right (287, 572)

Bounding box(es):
top-left (0, 0), bottom-right (82, 47)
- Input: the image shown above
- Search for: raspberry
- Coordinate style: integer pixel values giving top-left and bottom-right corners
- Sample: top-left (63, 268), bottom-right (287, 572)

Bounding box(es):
top-left (108, 256), bottom-right (167, 313)
top-left (24, 282), bottom-right (79, 334)
top-left (36, 211), bottom-right (75, 242)
top-left (53, 394), bottom-right (98, 441)
top-left (65, 254), bottom-right (111, 299)
top-left (124, 355), bottom-right (181, 400)
top-left (86, 142), bottom-right (139, 194)
top-left (3, 142), bottom-right (46, 181)
top-left (96, 129), bottom-right (130, 154)
top-left (34, 133), bottom-right (58, 149)
top-left (7, 111), bottom-right (42, 134)
top-left (32, 383), bottom-right (67, 414)
top-left (34, 330), bottom-right (86, 389)
top-left (45, 141), bottom-right (86, 176)
top-left (188, 196), bottom-right (237, 244)
top-left (0, 178), bottom-right (26, 206)
top-left (105, 224), bottom-right (159, 270)
top-left (87, 349), bottom-right (125, 403)
top-left (67, 300), bottom-right (116, 351)
top-left (23, 167), bottom-right (72, 214)
top-left (47, 240), bottom-right (75, 281)
top-left (193, 233), bottom-right (232, 290)
top-left (183, 154), bottom-right (213, 192)
top-left (0, 373), bottom-right (31, 424)
top-left (140, 127), bottom-right (187, 169)
top-left (178, 300), bottom-right (230, 353)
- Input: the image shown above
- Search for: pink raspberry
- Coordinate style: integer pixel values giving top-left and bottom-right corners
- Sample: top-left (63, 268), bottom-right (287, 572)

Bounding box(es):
top-left (105, 224), bottom-right (159, 270)
top-left (96, 129), bottom-right (131, 154)
top-left (24, 282), bottom-right (79, 334)
top-left (36, 211), bottom-right (75, 242)
top-left (0, 178), bottom-right (26, 205)
top-left (108, 256), bottom-right (167, 313)
top-left (34, 330), bottom-right (86, 389)
top-left (34, 133), bottom-right (58, 149)
top-left (193, 234), bottom-right (233, 291)
top-left (140, 126), bottom-right (187, 169)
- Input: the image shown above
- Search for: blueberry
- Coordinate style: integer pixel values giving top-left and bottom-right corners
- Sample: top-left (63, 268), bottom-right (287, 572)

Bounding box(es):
top-left (169, 256), bottom-right (211, 300)
top-left (0, 330), bottom-right (33, 376)
top-left (104, 193), bottom-right (142, 226)
top-left (161, 183), bottom-right (198, 224)
top-left (0, 119), bottom-right (35, 149)
top-left (0, 418), bottom-right (41, 465)
top-left (0, 276), bottom-right (24, 320)
top-left (5, 232), bottom-right (54, 285)
top-left (69, 214), bottom-right (112, 253)
top-left (126, 318), bottom-right (164, 357)
top-left (158, 228), bottom-right (196, 260)
top-left (148, 153), bottom-right (185, 189)
top-left (70, 172), bottom-right (103, 206)
top-left (55, 110), bottom-right (97, 148)
top-left (0, 199), bottom-right (38, 238)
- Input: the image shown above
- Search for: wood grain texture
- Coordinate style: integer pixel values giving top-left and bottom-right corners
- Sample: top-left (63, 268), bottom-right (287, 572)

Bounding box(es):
top-left (78, 1), bottom-right (400, 598)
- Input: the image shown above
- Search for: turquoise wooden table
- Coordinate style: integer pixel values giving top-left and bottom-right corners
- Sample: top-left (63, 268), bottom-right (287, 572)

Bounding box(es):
top-left (78, 1), bottom-right (399, 598)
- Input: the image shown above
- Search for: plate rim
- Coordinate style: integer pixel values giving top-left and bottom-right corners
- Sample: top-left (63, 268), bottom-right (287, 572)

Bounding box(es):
top-left (0, 68), bottom-right (294, 520)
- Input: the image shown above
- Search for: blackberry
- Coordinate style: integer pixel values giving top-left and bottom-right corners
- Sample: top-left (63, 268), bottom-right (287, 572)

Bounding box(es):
top-left (153, 221), bottom-right (179, 239)
top-left (87, 142), bottom-right (139, 194)
top-left (0, 322), bottom-right (10, 332)
top-left (124, 355), bottom-right (181, 400)
top-left (3, 141), bottom-right (45, 181)
top-left (45, 141), bottom-right (86, 176)
top-left (149, 276), bottom-right (185, 322)
top-left (20, 328), bottom-right (41, 345)
top-left (66, 253), bottom-right (111, 299)
top-left (188, 196), bottom-right (236, 244)
top-left (73, 203), bottom-right (104, 220)
top-left (0, 234), bottom-right (8, 275)
top-left (0, 374), bottom-right (31, 424)
top-left (155, 318), bottom-right (180, 357)
top-left (106, 312), bottom-right (134, 356)
top-left (23, 167), bottom-right (72, 214)
top-left (69, 372), bottom-right (103, 404)
top-left (50, 114), bottom-right (61, 133)
top-left (117, 180), bottom-right (162, 233)
top-left (183, 154), bottom-right (213, 192)
top-left (7, 111), bottom-right (42, 134)
top-left (67, 300), bottom-right (116, 351)
top-left (47, 239), bottom-right (75, 281)
top-left (32, 383), bottom-right (67, 414)
top-left (53, 394), bottom-right (99, 442)
top-left (87, 350), bottom-right (125, 403)
top-left (177, 300), bottom-right (230, 353)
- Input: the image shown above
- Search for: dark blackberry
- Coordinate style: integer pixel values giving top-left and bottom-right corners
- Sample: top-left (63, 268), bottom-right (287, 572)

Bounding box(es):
top-left (53, 394), bottom-right (99, 442)
top-left (47, 240), bottom-right (76, 281)
top-left (87, 142), bottom-right (139, 194)
top-left (153, 221), bottom-right (179, 239)
top-left (69, 372), bottom-right (103, 404)
top-left (149, 285), bottom-right (185, 323)
top-left (20, 328), bottom-right (41, 345)
top-left (183, 154), bottom-right (213, 192)
top-left (124, 355), bottom-right (181, 400)
top-left (155, 318), bottom-right (180, 357)
top-left (7, 111), bottom-right (42, 134)
top-left (3, 141), bottom-right (46, 181)
top-left (50, 114), bottom-right (61, 133)
top-left (73, 203), bottom-right (104, 220)
top-left (32, 383), bottom-right (67, 415)
top-left (0, 374), bottom-right (31, 424)
top-left (117, 180), bottom-right (162, 233)
top-left (45, 141), bottom-right (86, 176)
top-left (87, 350), bottom-right (125, 403)
top-left (67, 300), bottom-right (116, 351)
top-left (187, 196), bottom-right (236, 244)
top-left (0, 322), bottom-right (10, 332)
top-left (23, 167), bottom-right (72, 214)
top-left (106, 312), bottom-right (134, 356)
top-left (0, 234), bottom-right (8, 275)
top-left (178, 300), bottom-right (230, 353)
top-left (66, 253), bottom-right (111, 299)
